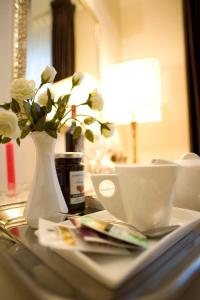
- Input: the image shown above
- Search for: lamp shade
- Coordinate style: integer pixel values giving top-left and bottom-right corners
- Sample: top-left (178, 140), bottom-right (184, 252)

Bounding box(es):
top-left (101, 58), bottom-right (162, 124)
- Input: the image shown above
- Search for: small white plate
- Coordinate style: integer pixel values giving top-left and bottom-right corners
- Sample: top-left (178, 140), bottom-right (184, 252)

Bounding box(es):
top-left (54, 207), bottom-right (200, 289)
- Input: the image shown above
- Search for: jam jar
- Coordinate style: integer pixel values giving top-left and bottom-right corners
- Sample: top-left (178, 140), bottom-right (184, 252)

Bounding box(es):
top-left (55, 152), bottom-right (85, 214)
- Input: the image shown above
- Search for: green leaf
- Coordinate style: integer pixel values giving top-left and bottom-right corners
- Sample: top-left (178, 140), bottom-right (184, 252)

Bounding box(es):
top-left (47, 88), bottom-right (51, 100)
top-left (102, 122), bottom-right (111, 130)
top-left (62, 94), bottom-right (70, 105)
top-left (100, 122), bottom-right (111, 134)
top-left (1, 137), bottom-right (11, 144)
top-left (87, 95), bottom-right (92, 109)
top-left (54, 104), bottom-right (65, 121)
top-left (45, 121), bottom-right (57, 130)
top-left (20, 127), bottom-right (30, 139)
top-left (57, 106), bottom-right (66, 120)
top-left (24, 101), bottom-right (31, 115)
top-left (0, 103), bottom-right (11, 110)
top-left (87, 100), bottom-right (92, 109)
top-left (73, 126), bottom-right (82, 139)
top-left (40, 106), bottom-right (47, 115)
top-left (18, 119), bottom-right (28, 128)
top-left (56, 96), bottom-right (63, 106)
top-left (35, 116), bottom-right (46, 131)
top-left (11, 99), bottom-right (20, 113)
top-left (16, 138), bottom-right (20, 146)
top-left (31, 102), bottom-right (42, 123)
top-left (45, 128), bottom-right (57, 138)
top-left (54, 94), bottom-right (71, 122)
top-left (46, 88), bottom-right (52, 113)
top-left (85, 129), bottom-right (94, 142)
top-left (84, 117), bottom-right (96, 125)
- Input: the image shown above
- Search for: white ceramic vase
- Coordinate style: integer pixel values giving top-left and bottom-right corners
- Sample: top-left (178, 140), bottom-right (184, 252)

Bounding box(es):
top-left (24, 132), bottom-right (68, 228)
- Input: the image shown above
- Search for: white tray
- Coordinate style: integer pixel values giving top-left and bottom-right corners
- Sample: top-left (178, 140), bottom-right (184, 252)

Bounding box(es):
top-left (55, 207), bottom-right (200, 289)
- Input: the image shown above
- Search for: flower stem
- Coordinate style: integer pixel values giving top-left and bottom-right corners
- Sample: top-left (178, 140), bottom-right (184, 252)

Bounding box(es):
top-left (57, 102), bottom-right (88, 126)
top-left (32, 82), bottom-right (43, 102)
top-left (73, 117), bottom-right (86, 129)
top-left (76, 114), bottom-right (101, 125)
top-left (58, 116), bottom-right (86, 131)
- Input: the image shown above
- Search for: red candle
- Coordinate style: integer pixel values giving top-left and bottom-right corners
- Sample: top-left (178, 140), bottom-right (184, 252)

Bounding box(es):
top-left (6, 142), bottom-right (16, 195)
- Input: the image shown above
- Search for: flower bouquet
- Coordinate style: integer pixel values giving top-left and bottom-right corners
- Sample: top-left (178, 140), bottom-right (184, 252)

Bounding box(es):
top-left (0, 66), bottom-right (113, 228)
top-left (0, 66), bottom-right (113, 144)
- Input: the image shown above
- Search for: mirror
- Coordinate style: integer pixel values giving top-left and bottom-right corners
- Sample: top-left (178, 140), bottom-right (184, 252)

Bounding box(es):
top-left (0, 0), bottom-right (190, 190)
top-left (0, 0), bottom-right (100, 191)
top-left (26, 0), bottom-right (100, 84)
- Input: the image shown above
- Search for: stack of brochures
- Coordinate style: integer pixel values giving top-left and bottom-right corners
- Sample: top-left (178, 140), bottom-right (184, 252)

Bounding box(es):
top-left (37, 208), bottom-right (200, 289)
top-left (38, 215), bottom-right (148, 255)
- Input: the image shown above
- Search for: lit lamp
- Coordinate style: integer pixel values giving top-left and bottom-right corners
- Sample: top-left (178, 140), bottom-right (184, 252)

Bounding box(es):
top-left (101, 58), bottom-right (161, 163)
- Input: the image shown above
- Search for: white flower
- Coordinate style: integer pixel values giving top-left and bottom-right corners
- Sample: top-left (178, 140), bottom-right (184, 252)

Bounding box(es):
top-left (72, 72), bottom-right (84, 86)
top-left (102, 123), bottom-right (115, 138)
top-left (37, 91), bottom-right (48, 106)
top-left (0, 109), bottom-right (20, 139)
top-left (41, 66), bottom-right (57, 83)
top-left (88, 90), bottom-right (104, 111)
top-left (37, 90), bottom-right (54, 106)
top-left (11, 78), bottom-right (36, 105)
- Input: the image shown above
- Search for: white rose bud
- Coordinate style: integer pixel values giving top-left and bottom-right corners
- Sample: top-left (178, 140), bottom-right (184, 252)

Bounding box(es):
top-left (88, 90), bottom-right (104, 111)
top-left (72, 72), bottom-right (84, 86)
top-left (37, 90), bottom-right (54, 106)
top-left (11, 78), bottom-right (36, 105)
top-left (41, 66), bottom-right (57, 83)
top-left (102, 123), bottom-right (115, 138)
top-left (37, 91), bottom-right (48, 106)
top-left (0, 109), bottom-right (20, 139)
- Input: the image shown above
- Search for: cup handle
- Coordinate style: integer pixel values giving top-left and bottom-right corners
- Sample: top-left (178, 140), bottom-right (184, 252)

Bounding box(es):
top-left (90, 174), bottom-right (126, 221)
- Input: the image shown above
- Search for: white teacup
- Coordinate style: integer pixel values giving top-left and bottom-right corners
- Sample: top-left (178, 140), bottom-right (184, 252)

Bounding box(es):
top-left (91, 163), bottom-right (179, 231)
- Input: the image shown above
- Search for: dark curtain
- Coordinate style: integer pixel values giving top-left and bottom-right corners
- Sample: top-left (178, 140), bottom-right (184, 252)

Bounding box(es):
top-left (51, 0), bottom-right (75, 82)
top-left (182, 0), bottom-right (200, 154)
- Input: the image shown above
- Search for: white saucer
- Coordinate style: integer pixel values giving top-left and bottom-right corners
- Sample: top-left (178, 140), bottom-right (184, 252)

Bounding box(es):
top-left (54, 207), bottom-right (200, 288)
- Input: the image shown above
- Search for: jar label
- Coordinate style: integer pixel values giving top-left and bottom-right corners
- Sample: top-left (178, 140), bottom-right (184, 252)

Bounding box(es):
top-left (70, 171), bottom-right (85, 204)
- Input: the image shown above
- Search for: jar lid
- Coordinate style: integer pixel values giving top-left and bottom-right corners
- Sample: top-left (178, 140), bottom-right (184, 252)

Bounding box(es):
top-left (55, 152), bottom-right (83, 159)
